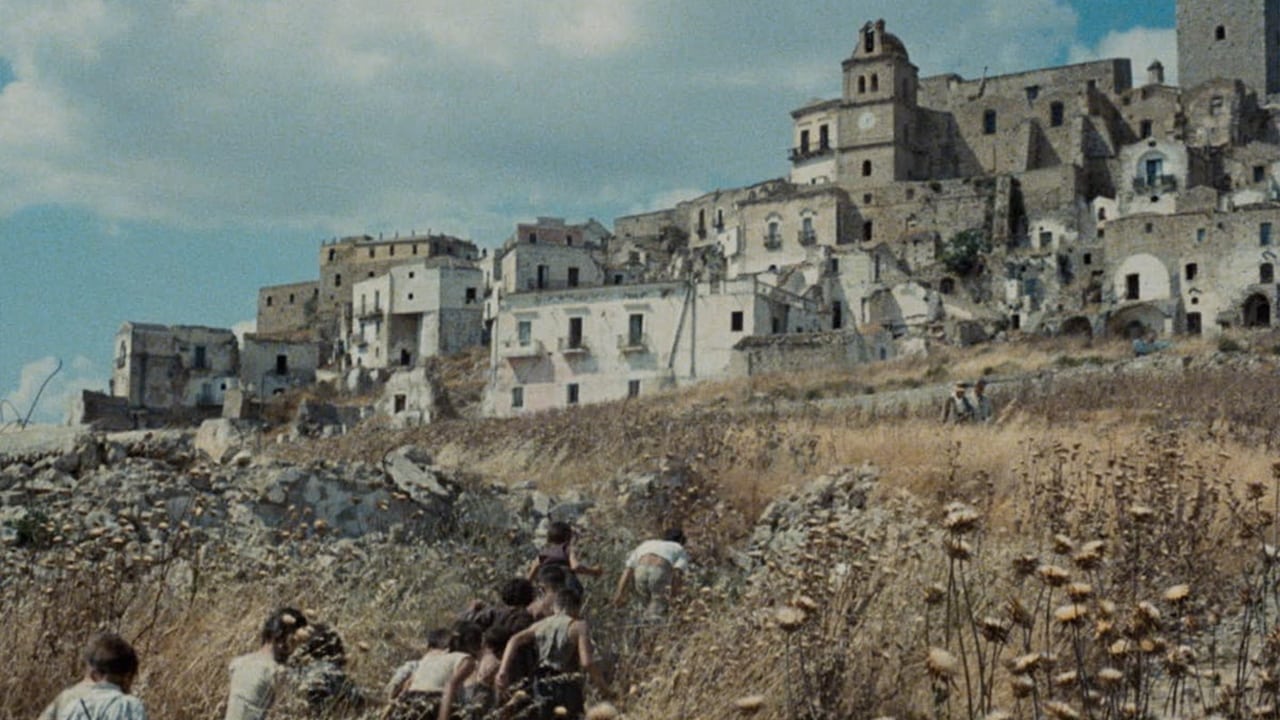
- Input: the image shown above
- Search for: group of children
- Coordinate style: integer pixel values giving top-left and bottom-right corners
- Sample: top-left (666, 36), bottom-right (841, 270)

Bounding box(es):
top-left (39, 523), bottom-right (691, 720)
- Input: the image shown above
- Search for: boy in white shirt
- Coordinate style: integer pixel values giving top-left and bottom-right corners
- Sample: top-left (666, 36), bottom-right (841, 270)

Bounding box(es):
top-left (611, 528), bottom-right (690, 619)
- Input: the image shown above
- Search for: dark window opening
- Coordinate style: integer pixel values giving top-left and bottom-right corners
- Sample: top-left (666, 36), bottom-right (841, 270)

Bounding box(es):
top-left (1098, 207), bottom-right (1107, 220)
top-left (568, 317), bottom-right (583, 348)
top-left (1186, 263), bottom-right (1198, 281)
top-left (870, 73), bottom-right (879, 92)
top-left (940, 277), bottom-right (956, 295)
top-left (1083, 253), bottom-right (1092, 265)
top-left (730, 311), bottom-right (744, 332)
top-left (466, 287), bottom-right (477, 304)
top-left (266, 296), bottom-right (273, 307)
top-left (864, 28), bottom-right (875, 53)
top-left (567, 383), bottom-right (580, 405)
top-left (394, 394), bottom-right (407, 413)
top-left (614, 274), bottom-right (624, 285)
top-left (1263, 222), bottom-right (1274, 246)
top-left (628, 314), bottom-right (644, 345)
top-left (832, 301), bottom-right (844, 329)
top-left (862, 159), bottom-right (873, 177)
top-left (863, 220), bottom-right (874, 242)
top-left (400, 349), bottom-right (412, 367)
top-left (194, 346), bottom-right (207, 370)
top-left (1025, 85), bottom-right (1040, 102)
top-left (627, 380), bottom-right (641, 398)
top-left (276, 354), bottom-right (289, 375)
top-left (1187, 312), bottom-right (1202, 335)
top-left (512, 387), bottom-right (524, 409)
top-left (1215, 25), bottom-right (1226, 41)
top-left (1126, 273), bottom-right (1140, 300)
top-left (857, 76), bottom-right (866, 94)
top-left (568, 267), bottom-right (580, 288)
top-left (335, 274), bottom-right (342, 287)
top-left (983, 109), bottom-right (997, 135)
top-left (1255, 165), bottom-right (1267, 183)
top-left (528, 232), bottom-right (537, 243)
top-left (819, 124), bottom-right (829, 149)
top-left (1263, 263), bottom-right (1275, 284)
top-left (389, 245), bottom-right (395, 256)
top-left (1139, 119), bottom-right (1152, 139)
top-left (328, 248), bottom-right (336, 262)
top-left (799, 130), bottom-right (810, 154)
top-left (536, 265), bottom-right (549, 289)
top-left (368, 247), bottom-right (375, 258)
top-left (1050, 102), bottom-right (1065, 127)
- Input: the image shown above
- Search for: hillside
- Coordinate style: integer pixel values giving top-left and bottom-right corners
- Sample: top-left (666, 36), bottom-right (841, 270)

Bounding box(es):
top-left (5, 332), bottom-right (1280, 720)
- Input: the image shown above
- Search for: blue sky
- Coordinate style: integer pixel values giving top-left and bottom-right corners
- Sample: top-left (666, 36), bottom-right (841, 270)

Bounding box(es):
top-left (0, 0), bottom-right (1177, 424)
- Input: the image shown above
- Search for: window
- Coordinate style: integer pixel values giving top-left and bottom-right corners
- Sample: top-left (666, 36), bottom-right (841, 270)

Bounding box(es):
top-left (568, 267), bottom-right (580, 288)
top-left (266, 296), bottom-right (273, 307)
top-left (1083, 253), bottom-right (1092, 265)
top-left (389, 245), bottom-right (395, 256)
top-left (276, 354), bottom-right (289, 375)
top-left (716, 208), bottom-right (724, 228)
top-left (374, 290), bottom-right (381, 311)
top-left (1255, 166), bottom-right (1267, 183)
top-left (819, 124), bottom-right (829, 149)
top-left (1145, 222), bottom-right (1154, 233)
top-left (628, 314), bottom-right (644, 345)
top-left (1263, 222), bottom-right (1274, 246)
top-left (567, 383), bottom-right (580, 405)
top-left (1145, 157), bottom-right (1164, 185)
top-left (287, 293), bottom-right (294, 304)
top-left (1263, 263), bottom-right (1276, 284)
top-left (863, 220), bottom-right (874, 242)
top-left (1025, 85), bottom-right (1040, 102)
top-left (412, 244), bottom-right (418, 255)
top-left (1187, 312), bottom-right (1202, 335)
top-left (568, 317), bottom-right (583, 348)
top-left (517, 320), bottom-right (532, 346)
top-left (832, 300), bottom-right (843, 329)
top-left (407, 293), bottom-right (414, 301)
top-left (862, 160), bottom-right (873, 177)
top-left (194, 346), bottom-right (207, 370)
top-left (800, 129), bottom-right (810, 154)
top-left (829, 258), bottom-right (839, 273)
top-left (801, 216), bottom-right (815, 243)
top-left (536, 265), bottom-right (548, 289)
top-left (939, 278), bottom-right (955, 295)
top-left (614, 274), bottom-right (624, 285)
top-left (870, 74), bottom-right (879, 92)
top-left (528, 232), bottom-right (537, 243)
top-left (1186, 263), bottom-right (1198, 281)
top-left (1039, 231), bottom-right (1053, 247)
top-left (1126, 273), bottom-right (1140, 300)
top-left (864, 28), bottom-right (874, 53)
top-left (512, 387), bottom-right (524, 409)
top-left (1097, 207), bottom-right (1107, 221)
top-left (394, 394), bottom-right (407, 413)
top-left (328, 248), bottom-right (336, 262)
top-left (983, 109), bottom-right (997, 135)
top-left (466, 287), bottom-right (477, 304)
top-left (1139, 119), bottom-right (1153, 139)
top-left (368, 247), bottom-right (375, 258)
top-left (858, 76), bottom-right (866, 94)
top-left (1210, 96), bottom-right (1224, 116)
top-left (730, 311), bottom-right (744, 332)
top-left (863, 193), bottom-right (873, 203)
top-left (1050, 102), bottom-right (1065, 127)
top-left (408, 271), bottom-right (415, 279)
top-left (335, 274), bottom-right (342, 287)
top-left (1215, 25), bottom-right (1226, 41)
top-left (627, 380), bottom-right (641, 398)
top-left (766, 220), bottom-right (780, 247)
top-left (1196, 228), bottom-right (1207, 243)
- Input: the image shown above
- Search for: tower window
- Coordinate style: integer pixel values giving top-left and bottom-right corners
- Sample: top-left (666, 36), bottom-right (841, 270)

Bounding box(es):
top-left (1050, 102), bottom-right (1065, 127)
top-left (1215, 25), bottom-right (1226, 41)
top-left (1185, 263), bottom-right (1198, 281)
top-left (858, 76), bottom-right (866, 94)
top-left (1126, 274), bottom-right (1140, 300)
top-left (862, 160), bottom-right (873, 177)
top-left (818, 124), bottom-right (829, 149)
top-left (983, 109), bottom-right (997, 135)
top-left (864, 28), bottom-right (875, 53)
top-left (870, 74), bottom-right (879, 92)
top-left (1139, 119), bottom-right (1152, 139)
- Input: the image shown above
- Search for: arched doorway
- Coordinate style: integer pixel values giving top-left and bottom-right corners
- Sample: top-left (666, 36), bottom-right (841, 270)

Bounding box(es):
top-left (1107, 304), bottom-right (1164, 339)
top-left (1060, 316), bottom-right (1093, 338)
top-left (1244, 293), bottom-right (1272, 327)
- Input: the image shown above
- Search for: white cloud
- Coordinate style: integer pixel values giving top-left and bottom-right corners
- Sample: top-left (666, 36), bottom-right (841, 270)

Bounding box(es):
top-left (1068, 27), bottom-right (1179, 85)
top-left (2, 355), bottom-right (105, 427)
top-left (0, 0), bottom-right (1147, 244)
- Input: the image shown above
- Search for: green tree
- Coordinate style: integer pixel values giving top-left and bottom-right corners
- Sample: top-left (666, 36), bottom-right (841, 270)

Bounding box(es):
top-left (939, 228), bottom-right (992, 276)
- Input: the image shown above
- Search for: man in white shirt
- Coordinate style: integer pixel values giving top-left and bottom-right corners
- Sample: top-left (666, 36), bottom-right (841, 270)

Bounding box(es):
top-left (611, 528), bottom-right (690, 620)
top-left (39, 633), bottom-right (147, 720)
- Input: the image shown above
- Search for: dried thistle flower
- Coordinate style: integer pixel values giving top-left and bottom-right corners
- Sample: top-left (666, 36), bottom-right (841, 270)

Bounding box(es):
top-left (927, 647), bottom-right (960, 679)
top-left (1072, 540), bottom-right (1106, 570)
top-left (1045, 700), bottom-right (1081, 719)
top-left (1128, 504), bottom-right (1154, 521)
top-left (585, 703), bottom-right (620, 720)
top-left (924, 583), bottom-right (947, 606)
top-left (1013, 554), bottom-right (1039, 577)
top-left (1038, 564), bottom-right (1071, 587)
top-left (1055, 604), bottom-right (1089, 626)
top-left (1006, 597), bottom-right (1034, 629)
top-left (1164, 584), bottom-right (1190, 603)
top-left (942, 503), bottom-right (981, 534)
top-left (1011, 675), bottom-right (1036, 698)
top-left (1097, 667), bottom-right (1125, 687)
top-left (1052, 534), bottom-right (1075, 555)
top-left (1066, 582), bottom-right (1093, 601)
top-left (1053, 670), bottom-right (1079, 688)
top-left (1008, 652), bottom-right (1043, 675)
top-left (979, 616), bottom-right (1011, 643)
top-left (944, 537), bottom-right (973, 561)
top-left (775, 606), bottom-right (807, 632)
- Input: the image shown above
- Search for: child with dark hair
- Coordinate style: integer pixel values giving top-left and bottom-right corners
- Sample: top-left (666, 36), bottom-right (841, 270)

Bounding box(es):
top-left (225, 607), bottom-right (309, 720)
top-left (384, 629), bottom-right (449, 701)
top-left (497, 586), bottom-right (608, 720)
top-left (527, 522), bottom-right (602, 598)
top-left (461, 578), bottom-right (536, 631)
top-left (290, 623), bottom-right (366, 717)
top-left (527, 564), bottom-right (569, 620)
top-left (612, 527), bottom-right (691, 620)
top-left (40, 633), bottom-right (146, 720)
top-left (384, 622), bottom-right (481, 720)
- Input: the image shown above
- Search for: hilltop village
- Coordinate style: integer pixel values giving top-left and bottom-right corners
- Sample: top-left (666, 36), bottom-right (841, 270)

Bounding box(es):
top-left (83, 1), bottom-right (1280, 426)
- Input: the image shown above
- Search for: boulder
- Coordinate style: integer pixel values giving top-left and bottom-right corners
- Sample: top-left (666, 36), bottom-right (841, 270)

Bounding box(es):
top-left (383, 445), bottom-right (454, 502)
top-left (195, 419), bottom-right (247, 464)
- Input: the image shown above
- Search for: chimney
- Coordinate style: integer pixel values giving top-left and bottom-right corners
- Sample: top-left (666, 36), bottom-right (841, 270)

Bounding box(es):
top-left (1147, 60), bottom-right (1165, 86)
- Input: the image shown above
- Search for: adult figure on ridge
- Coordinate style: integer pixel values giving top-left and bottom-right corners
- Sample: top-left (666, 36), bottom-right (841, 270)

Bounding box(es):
top-left (940, 382), bottom-right (974, 424)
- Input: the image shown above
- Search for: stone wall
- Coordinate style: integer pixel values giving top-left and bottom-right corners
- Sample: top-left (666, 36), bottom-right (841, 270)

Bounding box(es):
top-left (256, 280), bottom-right (320, 335)
top-left (1178, 0), bottom-right (1277, 97)
top-left (728, 329), bottom-right (891, 377)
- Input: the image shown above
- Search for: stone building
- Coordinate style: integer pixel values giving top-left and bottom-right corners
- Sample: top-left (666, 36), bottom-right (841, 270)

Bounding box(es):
top-left (239, 334), bottom-right (320, 399)
top-left (347, 261), bottom-right (484, 369)
top-left (485, 277), bottom-right (822, 416)
top-left (1177, 0), bottom-right (1280, 99)
top-left (110, 323), bottom-right (238, 422)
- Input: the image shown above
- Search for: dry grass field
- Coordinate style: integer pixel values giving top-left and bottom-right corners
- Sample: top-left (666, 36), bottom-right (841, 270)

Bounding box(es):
top-left (7, 332), bottom-right (1280, 719)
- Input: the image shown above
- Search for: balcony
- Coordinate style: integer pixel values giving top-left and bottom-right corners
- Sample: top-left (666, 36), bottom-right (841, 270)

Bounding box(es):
top-left (798, 229), bottom-right (817, 246)
top-left (558, 337), bottom-right (590, 355)
top-left (764, 233), bottom-right (783, 250)
top-left (617, 333), bottom-right (650, 353)
top-left (1133, 174), bottom-right (1178, 194)
top-left (788, 144), bottom-right (833, 162)
top-left (499, 339), bottom-right (545, 359)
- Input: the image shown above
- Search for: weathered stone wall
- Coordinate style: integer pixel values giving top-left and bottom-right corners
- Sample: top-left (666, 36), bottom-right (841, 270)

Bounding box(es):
top-left (256, 280), bottom-right (320, 336)
top-left (1178, 0), bottom-right (1277, 97)
top-left (728, 329), bottom-right (888, 377)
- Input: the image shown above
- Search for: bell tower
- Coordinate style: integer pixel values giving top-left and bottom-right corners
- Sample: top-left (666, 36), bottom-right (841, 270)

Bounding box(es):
top-left (837, 20), bottom-right (920, 188)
